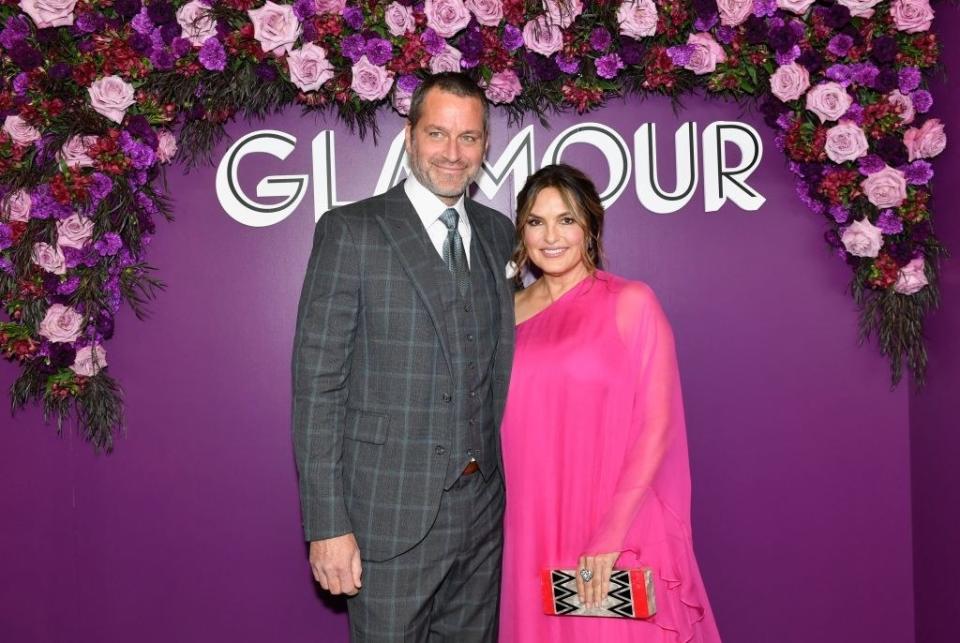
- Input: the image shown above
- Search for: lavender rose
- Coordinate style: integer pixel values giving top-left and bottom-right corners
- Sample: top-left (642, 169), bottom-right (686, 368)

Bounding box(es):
top-left (177, 0), bottom-right (218, 47)
top-left (776, 0), bottom-right (815, 14)
top-left (543, 0), bottom-right (582, 28)
top-left (887, 90), bottom-right (915, 125)
top-left (805, 82), bottom-right (852, 123)
top-left (384, 1), bottom-right (415, 36)
top-left (616, 0), bottom-right (657, 39)
top-left (18, 0), bottom-right (77, 29)
top-left (39, 303), bottom-right (84, 343)
top-left (894, 257), bottom-right (928, 295)
top-left (466, 0), bottom-right (503, 27)
top-left (71, 344), bottom-right (107, 377)
top-left (314, 0), bottom-right (345, 13)
top-left (484, 69), bottom-right (522, 104)
top-left (87, 75), bottom-right (135, 124)
top-left (351, 55), bottom-right (394, 101)
top-left (891, 0), bottom-right (934, 33)
top-left (424, 0), bottom-right (471, 38)
top-left (825, 121), bottom-right (869, 163)
top-left (861, 165), bottom-right (908, 209)
top-left (429, 44), bottom-right (463, 74)
top-left (56, 213), bottom-right (95, 249)
top-left (684, 32), bottom-right (726, 75)
top-left (392, 84), bottom-right (415, 115)
top-left (287, 43), bottom-right (334, 91)
top-left (156, 129), bottom-right (178, 163)
top-left (32, 242), bottom-right (67, 275)
top-left (58, 134), bottom-right (97, 169)
top-left (837, 0), bottom-right (882, 18)
top-left (716, 0), bottom-right (752, 26)
top-left (840, 218), bottom-right (884, 258)
top-left (769, 62), bottom-right (810, 102)
top-left (522, 16), bottom-right (563, 57)
top-left (904, 118), bottom-right (946, 161)
top-left (1, 189), bottom-right (31, 222)
top-left (3, 114), bottom-right (41, 146)
top-left (248, 0), bottom-right (302, 57)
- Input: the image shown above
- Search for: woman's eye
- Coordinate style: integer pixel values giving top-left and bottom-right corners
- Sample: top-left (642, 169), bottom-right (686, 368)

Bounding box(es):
top-left (561, 217), bottom-right (576, 224)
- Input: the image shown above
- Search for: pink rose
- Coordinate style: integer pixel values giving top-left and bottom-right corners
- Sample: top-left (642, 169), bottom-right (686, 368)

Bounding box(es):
top-left (287, 43), bottom-right (334, 92)
top-left (32, 242), bottom-right (67, 275)
top-left (616, 0), bottom-right (657, 39)
top-left (836, 0), bottom-right (882, 18)
top-left (466, 0), bottom-right (503, 27)
top-left (392, 84), bottom-right (414, 116)
top-left (58, 135), bottom-right (97, 169)
top-left (769, 62), bottom-right (810, 102)
top-left (424, 0), bottom-right (471, 38)
top-left (894, 257), bottom-right (928, 295)
top-left (18, 0), bottom-right (77, 29)
top-left (484, 69), bottom-right (522, 104)
top-left (824, 121), bottom-right (869, 163)
top-left (248, 0), bottom-right (302, 57)
top-left (39, 304), bottom-right (85, 344)
top-left (776, 0), bottom-right (815, 13)
top-left (891, 0), bottom-right (934, 33)
top-left (861, 166), bottom-right (908, 209)
top-left (716, 0), bottom-right (752, 26)
top-left (429, 44), bottom-right (463, 74)
top-left (904, 118), bottom-right (946, 161)
top-left (351, 56), bottom-right (394, 101)
top-left (840, 218), bottom-right (884, 258)
top-left (805, 82), bottom-right (852, 123)
top-left (887, 90), bottom-right (915, 124)
top-left (384, 1), bottom-right (416, 36)
top-left (1, 189), bottom-right (31, 223)
top-left (684, 32), bottom-right (726, 75)
top-left (156, 129), bottom-right (178, 164)
top-left (543, 0), bottom-right (582, 28)
top-left (71, 344), bottom-right (107, 377)
top-left (314, 0), bottom-right (345, 14)
top-left (522, 16), bottom-right (563, 57)
top-left (56, 213), bottom-right (94, 250)
top-left (87, 75), bottom-right (135, 124)
top-left (3, 115), bottom-right (41, 146)
top-left (177, 0), bottom-right (218, 47)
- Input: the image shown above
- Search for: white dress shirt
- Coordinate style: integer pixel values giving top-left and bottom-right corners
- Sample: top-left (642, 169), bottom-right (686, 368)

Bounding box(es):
top-left (404, 173), bottom-right (472, 268)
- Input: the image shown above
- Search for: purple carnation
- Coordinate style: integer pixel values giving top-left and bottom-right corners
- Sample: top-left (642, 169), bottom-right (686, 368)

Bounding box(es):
top-left (875, 136), bottom-right (909, 167)
top-left (775, 45), bottom-right (801, 66)
top-left (121, 133), bottom-right (157, 170)
top-left (95, 233), bottom-right (124, 257)
top-left (10, 42), bottom-right (42, 71)
top-left (0, 16), bottom-right (31, 50)
top-left (873, 68), bottom-right (898, 94)
top-left (48, 63), bottom-right (71, 81)
top-left (58, 275), bottom-right (81, 296)
top-left (666, 45), bottom-right (695, 67)
top-left (525, 52), bottom-right (560, 82)
top-left (796, 49), bottom-right (824, 74)
top-left (911, 90), bottom-right (932, 113)
top-left (899, 67), bottom-right (922, 93)
top-left (0, 224), bottom-right (12, 251)
top-left (827, 34), bottom-right (853, 58)
top-left (255, 61), bottom-right (279, 81)
top-left (150, 49), bottom-right (176, 71)
top-left (129, 32), bottom-right (152, 54)
top-left (421, 28), bottom-right (447, 56)
top-left (753, 0), bottom-right (777, 18)
top-left (29, 185), bottom-right (72, 220)
top-left (502, 24), bottom-right (524, 52)
top-left (744, 16), bottom-right (768, 45)
top-left (63, 246), bottom-right (100, 269)
top-left (842, 102), bottom-right (864, 125)
top-left (876, 209), bottom-right (904, 234)
top-left (0, 257), bottom-right (13, 275)
top-left (89, 173), bottom-right (114, 202)
top-left (589, 27), bottom-right (611, 52)
top-left (555, 54), bottom-right (580, 74)
top-left (871, 36), bottom-right (897, 65)
top-left (829, 205), bottom-right (850, 224)
top-left (199, 37), bottom-right (226, 71)
top-left (850, 62), bottom-right (878, 87)
top-left (293, 0), bottom-right (315, 20)
top-left (858, 155), bottom-right (886, 176)
top-left (775, 112), bottom-right (792, 131)
top-left (397, 74), bottom-right (422, 93)
top-left (343, 5), bottom-right (364, 30)
top-left (769, 23), bottom-right (800, 54)
top-left (904, 160), bottom-right (933, 185)
top-left (693, 14), bottom-right (718, 32)
top-left (619, 38), bottom-right (645, 66)
top-left (341, 33), bottom-right (366, 62)
top-left (795, 180), bottom-right (826, 215)
top-left (12, 72), bottom-right (29, 95)
top-left (147, 1), bottom-right (175, 25)
top-left (595, 53), bottom-right (624, 80)
top-left (114, 0), bottom-right (142, 19)
top-left (820, 3), bottom-right (850, 29)
top-left (75, 12), bottom-right (105, 34)
top-left (364, 38), bottom-right (393, 66)
top-left (171, 36), bottom-right (192, 58)
top-left (131, 8), bottom-right (155, 35)
top-left (712, 25), bottom-right (733, 44)
top-left (302, 20), bottom-right (316, 42)
top-left (459, 27), bottom-right (483, 61)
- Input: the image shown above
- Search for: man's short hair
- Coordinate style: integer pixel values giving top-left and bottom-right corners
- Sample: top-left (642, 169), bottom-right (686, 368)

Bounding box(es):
top-left (407, 72), bottom-right (489, 135)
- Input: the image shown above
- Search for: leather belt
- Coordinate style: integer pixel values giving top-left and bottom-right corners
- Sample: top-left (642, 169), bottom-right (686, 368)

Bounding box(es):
top-left (462, 460), bottom-right (480, 475)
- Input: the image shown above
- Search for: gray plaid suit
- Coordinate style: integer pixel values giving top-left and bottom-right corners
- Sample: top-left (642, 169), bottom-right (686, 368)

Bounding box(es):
top-left (292, 182), bottom-right (516, 640)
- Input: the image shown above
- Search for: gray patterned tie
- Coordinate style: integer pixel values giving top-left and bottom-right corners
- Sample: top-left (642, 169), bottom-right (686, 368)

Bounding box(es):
top-left (439, 208), bottom-right (469, 294)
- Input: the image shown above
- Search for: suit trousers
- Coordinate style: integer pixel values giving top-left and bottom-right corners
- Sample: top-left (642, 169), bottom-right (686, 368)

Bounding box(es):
top-left (347, 470), bottom-right (505, 642)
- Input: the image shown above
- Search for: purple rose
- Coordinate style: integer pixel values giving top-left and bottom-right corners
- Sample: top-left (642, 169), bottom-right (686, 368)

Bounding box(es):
top-left (769, 62), bottom-right (809, 102)
top-left (176, 0), bottom-right (217, 46)
top-left (429, 44), bottom-right (463, 74)
top-left (894, 257), bottom-right (928, 295)
top-left (3, 114), bottom-right (40, 146)
top-left (424, 0), bottom-right (471, 38)
top-left (890, 0), bottom-right (934, 34)
top-left (350, 55), bottom-right (394, 101)
top-left (617, 0), bottom-right (657, 39)
top-left (466, 0), bottom-right (502, 27)
top-left (18, 0), bottom-right (78, 29)
top-left (71, 344), bottom-right (107, 377)
top-left (39, 303), bottom-right (84, 343)
top-left (904, 118), bottom-right (946, 161)
top-left (287, 43), bottom-right (334, 91)
top-left (805, 82), bottom-right (852, 123)
top-left (543, 0), bottom-right (582, 28)
top-left (522, 16), bottom-right (563, 57)
top-left (33, 242), bottom-right (67, 275)
top-left (87, 75), bottom-right (135, 124)
top-left (384, 1), bottom-right (415, 36)
top-left (247, 0), bottom-right (302, 57)
top-left (483, 69), bottom-right (521, 104)
top-left (861, 166), bottom-right (908, 209)
top-left (840, 218), bottom-right (884, 258)
top-left (56, 213), bottom-right (95, 249)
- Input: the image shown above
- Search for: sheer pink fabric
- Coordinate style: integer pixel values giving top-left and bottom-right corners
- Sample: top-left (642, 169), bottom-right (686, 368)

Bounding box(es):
top-left (499, 272), bottom-right (721, 642)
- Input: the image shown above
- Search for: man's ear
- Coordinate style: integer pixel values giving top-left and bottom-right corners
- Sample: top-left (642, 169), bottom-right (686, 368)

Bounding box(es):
top-left (404, 123), bottom-right (412, 155)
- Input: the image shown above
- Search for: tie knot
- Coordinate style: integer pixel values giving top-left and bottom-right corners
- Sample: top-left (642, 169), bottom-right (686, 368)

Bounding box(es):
top-left (439, 208), bottom-right (459, 231)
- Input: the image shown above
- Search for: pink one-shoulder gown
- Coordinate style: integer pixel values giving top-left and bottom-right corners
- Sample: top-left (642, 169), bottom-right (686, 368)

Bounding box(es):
top-left (499, 272), bottom-right (721, 642)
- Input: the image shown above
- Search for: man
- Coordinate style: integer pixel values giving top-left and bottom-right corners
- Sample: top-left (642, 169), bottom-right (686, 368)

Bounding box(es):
top-left (292, 73), bottom-right (516, 641)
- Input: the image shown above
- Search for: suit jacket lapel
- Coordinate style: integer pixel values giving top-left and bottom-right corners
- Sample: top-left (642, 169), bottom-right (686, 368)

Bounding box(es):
top-left (375, 184), bottom-right (454, 377)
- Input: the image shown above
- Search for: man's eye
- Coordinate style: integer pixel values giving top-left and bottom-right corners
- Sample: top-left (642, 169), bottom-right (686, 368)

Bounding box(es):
top-left (429, 131), bottom-right (443, 138)
top-left (462, 136), bottom-right (476, 143)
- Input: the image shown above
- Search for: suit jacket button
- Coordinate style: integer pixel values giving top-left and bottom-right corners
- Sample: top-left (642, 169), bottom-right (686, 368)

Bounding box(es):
top-left (442, 393), bottom-right (452, 402)
top-left (435, 445), bottom-right (446, 456)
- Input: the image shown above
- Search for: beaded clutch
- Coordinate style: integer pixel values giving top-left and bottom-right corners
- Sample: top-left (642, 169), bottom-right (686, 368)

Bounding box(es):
top-left (540, 568), bottom-right (657, 619)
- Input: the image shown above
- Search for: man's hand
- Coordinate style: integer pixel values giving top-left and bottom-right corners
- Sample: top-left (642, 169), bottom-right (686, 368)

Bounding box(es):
top-left (309, 533), bottom-right (363, 596)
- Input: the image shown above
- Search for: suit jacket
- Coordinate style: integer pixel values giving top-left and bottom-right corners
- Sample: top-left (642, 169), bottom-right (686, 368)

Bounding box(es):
top-left (292, 182), bottom-right (516, 561)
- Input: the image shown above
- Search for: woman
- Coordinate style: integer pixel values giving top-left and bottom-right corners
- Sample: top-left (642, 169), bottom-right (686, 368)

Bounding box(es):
top-left (499, 164), bottom-right (721, 642)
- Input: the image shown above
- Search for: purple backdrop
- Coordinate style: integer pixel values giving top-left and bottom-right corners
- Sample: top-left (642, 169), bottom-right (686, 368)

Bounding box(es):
top-left (11, 30), bottom-right (960, 639)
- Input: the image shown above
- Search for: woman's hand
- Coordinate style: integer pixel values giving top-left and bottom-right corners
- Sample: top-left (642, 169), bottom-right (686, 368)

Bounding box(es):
top-left (576, 551), bottom-right (620, 609)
